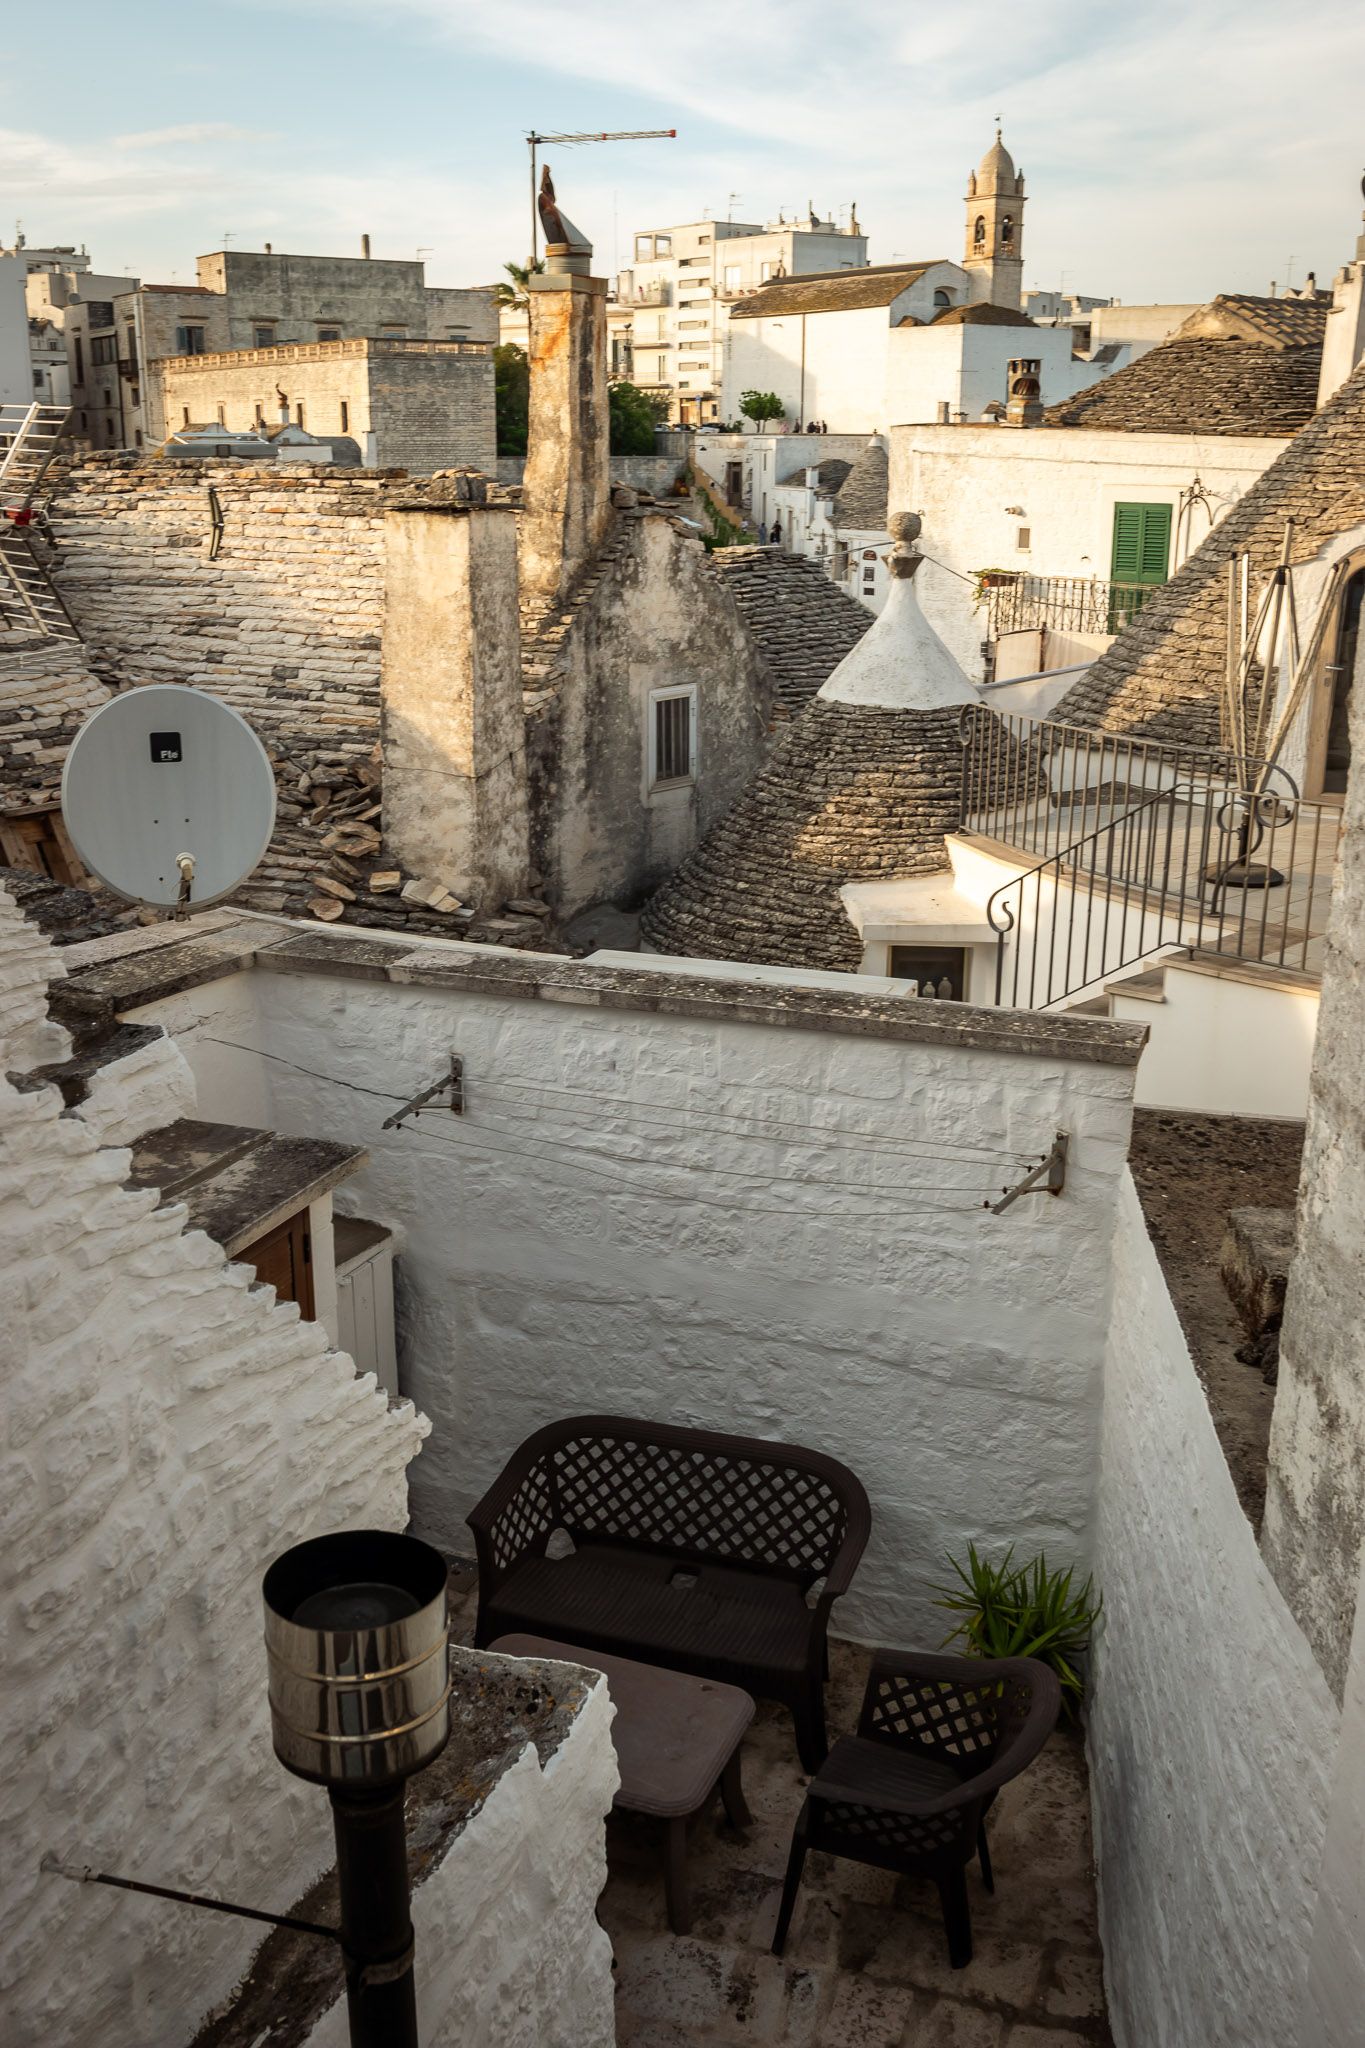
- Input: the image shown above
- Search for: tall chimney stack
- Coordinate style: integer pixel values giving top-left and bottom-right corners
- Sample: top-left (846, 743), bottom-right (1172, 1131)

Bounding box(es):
top-left (521, 166), bottom-right (610, 605)
top-left (362, 233), bottom-right (371, 260)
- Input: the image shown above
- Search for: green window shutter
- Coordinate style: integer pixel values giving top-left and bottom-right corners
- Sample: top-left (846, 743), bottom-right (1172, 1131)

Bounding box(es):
top-left (1111, 503), bottom-right (1172, 586)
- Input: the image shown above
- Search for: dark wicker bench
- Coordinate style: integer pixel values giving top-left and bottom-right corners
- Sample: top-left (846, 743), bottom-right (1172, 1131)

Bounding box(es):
top-left (468, 1415), bottom-right (871, 1770)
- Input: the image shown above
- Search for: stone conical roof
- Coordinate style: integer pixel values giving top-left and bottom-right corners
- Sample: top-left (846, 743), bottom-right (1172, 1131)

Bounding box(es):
top-left (641, 519), bottom-right (981, 969)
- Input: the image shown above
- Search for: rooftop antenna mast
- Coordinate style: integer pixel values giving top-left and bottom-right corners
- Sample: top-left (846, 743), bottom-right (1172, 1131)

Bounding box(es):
top-left (525, 128), bottom-right (677, 265)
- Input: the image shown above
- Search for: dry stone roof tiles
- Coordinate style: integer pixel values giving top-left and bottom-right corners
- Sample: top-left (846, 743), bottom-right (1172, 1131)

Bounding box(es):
top-left (728, 265), bottom-right (932, 318)
top-left (1174, 293), bottom-right (1330, 349)
top-left (1042, 335), bottom-right (1322, 436)
top-left (833, 441), bottom-right (889, 533)
top-left (1052, 355), bottom-right (1365, 746)
top-left (639, 696), bottom-right (963, 970)
top-left (708, 546), bottom-right (873, 714)
top-left (931, 302), bottom-right (1037, 327)
top-left (0, 632), bottom-right (111, 813)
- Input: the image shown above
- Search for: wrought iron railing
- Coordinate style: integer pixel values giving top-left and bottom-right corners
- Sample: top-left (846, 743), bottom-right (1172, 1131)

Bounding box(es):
top-left (986, 573), bottom-right (1159, 639)
top-left (960, 706), bottom-right (1336, 1007)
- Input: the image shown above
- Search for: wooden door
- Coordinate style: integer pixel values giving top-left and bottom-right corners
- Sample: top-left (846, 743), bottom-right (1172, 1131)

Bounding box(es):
top-left (239, 1208), bottom-right (314, 1319)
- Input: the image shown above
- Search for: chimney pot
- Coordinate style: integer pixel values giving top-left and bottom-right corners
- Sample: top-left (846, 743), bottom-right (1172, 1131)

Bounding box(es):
top-left (362, 234), bottom-right (372, 260)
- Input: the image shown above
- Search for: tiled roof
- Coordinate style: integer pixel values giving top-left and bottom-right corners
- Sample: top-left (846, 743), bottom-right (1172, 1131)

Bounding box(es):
top-left (729, 265), bottom-right (931, 318)
top-left (709, 547), bottom-right (873, 713)
top-left (932, 302), bottom-right (1036, 327)
top-left (1052, 355), bottom-right (1365, 746)
top-left (833, 440), bottom-right (889, 533)
top-left (1041, 335), bottom-right (1322, 436)
top-left (0, 633), bottom-right (112, 813)
top-left (811, 458), bottom-right (853, 493)
top-left (1173, 292), bottom-right (1330, 349)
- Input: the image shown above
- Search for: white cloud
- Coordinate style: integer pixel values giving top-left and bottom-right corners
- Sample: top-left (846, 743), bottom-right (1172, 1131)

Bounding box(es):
top-left (112, 123), bottom-right (275, 150)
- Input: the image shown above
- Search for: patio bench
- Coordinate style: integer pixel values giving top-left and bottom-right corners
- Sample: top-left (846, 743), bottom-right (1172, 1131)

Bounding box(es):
top-left (468, 1415), bottom-right (871, 1770)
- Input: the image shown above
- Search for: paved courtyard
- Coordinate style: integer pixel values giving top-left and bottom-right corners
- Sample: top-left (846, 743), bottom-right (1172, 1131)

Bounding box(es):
top-left (453, 1574), bottom-right (1113, 2048)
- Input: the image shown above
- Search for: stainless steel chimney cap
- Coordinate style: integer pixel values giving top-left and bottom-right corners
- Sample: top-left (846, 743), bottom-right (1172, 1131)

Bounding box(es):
top-left (263, 1530), bottom-right (451, 1789)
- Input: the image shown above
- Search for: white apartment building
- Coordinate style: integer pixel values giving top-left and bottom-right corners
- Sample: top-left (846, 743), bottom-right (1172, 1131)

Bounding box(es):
top-left (616, 206), bottom-right (867, 424)
top-left (0, 236), bottom-right (131, 410)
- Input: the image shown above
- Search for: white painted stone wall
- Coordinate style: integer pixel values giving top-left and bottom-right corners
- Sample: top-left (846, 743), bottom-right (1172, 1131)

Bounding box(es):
top-left (891, 423), bottom-right (1286, 679)
top-left (300, 1666), bottom-right (618, 2048)
top-left (1299, 1541), bottom-right (1365, 2047)
top-left (0, 893), bottom-right (427, 2048)
top-left (1089, 1172), bottom-right (1338, 2048)
top-left (132, 946), bottom-right (1140, 1649)
top-left (1106, 956), bottom-right (1319, 1119)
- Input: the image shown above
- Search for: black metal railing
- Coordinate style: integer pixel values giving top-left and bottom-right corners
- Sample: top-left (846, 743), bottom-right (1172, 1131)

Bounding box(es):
top-left (986, 573), bottom-right (1159, 640)
top-left (960, 706), bottom-right (1336, 1007)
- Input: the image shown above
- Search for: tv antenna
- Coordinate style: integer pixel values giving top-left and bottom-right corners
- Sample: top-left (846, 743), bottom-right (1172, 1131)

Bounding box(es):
top-left (525, 127), bottom-right (677, 265)
top-left (61, 686), bottom-right (276, 915)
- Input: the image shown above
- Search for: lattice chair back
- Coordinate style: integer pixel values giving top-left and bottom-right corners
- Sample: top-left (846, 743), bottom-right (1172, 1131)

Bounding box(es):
top-left (552, 1426), bottom-right (851, 1582)
top-left (857, 1650), bottom-right (1055, 1784)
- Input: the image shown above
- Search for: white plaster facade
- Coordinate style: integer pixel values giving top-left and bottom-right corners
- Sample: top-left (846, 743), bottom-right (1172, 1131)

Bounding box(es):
top-left (0, 895), bottom-right (428, 2048)
top-left (1089, 1172), bottom-right (1339, 2048)
top-left (124, 935), bottom-right (1141, 1652)
top-left (892, 422), bottom-right (1289, 679)
top-left (618, 210), bottom-right (868, 424)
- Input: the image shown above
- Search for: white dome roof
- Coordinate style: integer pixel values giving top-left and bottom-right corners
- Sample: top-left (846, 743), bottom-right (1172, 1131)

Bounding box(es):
top-left (817, 562), bottom-right (979, 712)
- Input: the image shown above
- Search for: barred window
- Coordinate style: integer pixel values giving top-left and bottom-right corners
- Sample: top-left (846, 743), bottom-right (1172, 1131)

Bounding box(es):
top-left (649, 686), bottom-right (696, 789)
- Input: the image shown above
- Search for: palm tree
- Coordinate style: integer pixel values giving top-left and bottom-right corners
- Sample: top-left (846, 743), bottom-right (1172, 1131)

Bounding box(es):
top-left (492, 258), bottom-right (546, 312)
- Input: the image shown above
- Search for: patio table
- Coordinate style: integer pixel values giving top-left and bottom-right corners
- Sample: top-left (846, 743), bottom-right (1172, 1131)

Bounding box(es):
top-left (490, 1632), bottom-right (754, 1933)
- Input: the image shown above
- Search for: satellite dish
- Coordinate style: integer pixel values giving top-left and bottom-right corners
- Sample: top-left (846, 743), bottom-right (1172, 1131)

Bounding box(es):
top-left (61, 685), bottom-right (277, 911)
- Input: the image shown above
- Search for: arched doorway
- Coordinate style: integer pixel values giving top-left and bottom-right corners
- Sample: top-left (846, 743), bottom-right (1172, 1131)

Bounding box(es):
top-left (1307, 562), bottom-right (1364, 798)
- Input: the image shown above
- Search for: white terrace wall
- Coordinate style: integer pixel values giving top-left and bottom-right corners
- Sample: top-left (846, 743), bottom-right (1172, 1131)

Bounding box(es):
top-left (128, 935), bottom-right (1143, 1648)
top-left (1088, 1173), bottom-right (1338, 2048)
top-left (0, 892), bottom-right (426, 2048)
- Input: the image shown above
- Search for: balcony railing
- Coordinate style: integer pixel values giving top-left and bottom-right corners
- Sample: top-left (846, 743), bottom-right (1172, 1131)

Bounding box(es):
top-left (631, 282), bottom-right (671, 307)
top-left (985, 573), bottom-right (1161, 640)
top-left (960, 705), bottom-right (1338, 1003)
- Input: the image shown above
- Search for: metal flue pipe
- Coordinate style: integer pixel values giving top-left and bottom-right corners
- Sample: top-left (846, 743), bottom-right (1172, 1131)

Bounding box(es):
top-left (263, 1529), bottom-right (452, 2048)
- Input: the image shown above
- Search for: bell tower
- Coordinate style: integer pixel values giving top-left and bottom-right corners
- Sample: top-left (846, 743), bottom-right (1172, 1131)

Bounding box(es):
top-left (964, 125), bottom-right (1026, 309)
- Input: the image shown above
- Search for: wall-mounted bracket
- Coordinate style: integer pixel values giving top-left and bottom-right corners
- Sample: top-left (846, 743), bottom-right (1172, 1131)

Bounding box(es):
top-left (381, 1056), bottom-right (464, 1130)
top-left (986, 1130), bottom-right (1068, 1215)
top-left (207, 486), bottom-right (225, 561)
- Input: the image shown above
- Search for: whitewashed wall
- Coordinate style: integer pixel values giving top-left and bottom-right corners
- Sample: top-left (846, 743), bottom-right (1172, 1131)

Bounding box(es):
top-left (301, 1666), bottom-right (618, 2048)
top-left (1089, 1172), bottom-right (1338, 2048)
top-left (0, 896), bottom-right (427, 2048)
top-left (892, 424), bottom-right (1285, 679)
top-left (1300, 1543), bottom-right (1365, 2048)
top-left (133, 946), bottom-right (1140, 1649)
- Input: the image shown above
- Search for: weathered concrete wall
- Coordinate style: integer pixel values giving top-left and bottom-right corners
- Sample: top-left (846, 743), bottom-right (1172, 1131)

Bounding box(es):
top-left (0, 893), bottom-right (426, 2048)
top-left (299, 1665), bottom-right (618, 2048)
top-left (1263, 582), bottom-right (1365, 1698)
top-left (521, 275), bottom-right (610, 603)
top-left (158, 339), bottom-right (496, 473)
top-left (1089, 1172), bottom-right (1338, 2048)
top-left (527, 512), bottom-right (769, 918)
top-left (381, 503), bottom-right (528, 908)
top-left (139, 941), bottom-right (1141, 1651)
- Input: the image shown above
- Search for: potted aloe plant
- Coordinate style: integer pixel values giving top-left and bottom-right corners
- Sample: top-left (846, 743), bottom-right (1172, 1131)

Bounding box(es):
top-left (932, 1543), bottom-right (1101, 1718)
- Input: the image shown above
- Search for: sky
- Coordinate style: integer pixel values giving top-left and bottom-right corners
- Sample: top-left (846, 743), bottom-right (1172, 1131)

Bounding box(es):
top-left (4, 0), bottom-right (1363, 305)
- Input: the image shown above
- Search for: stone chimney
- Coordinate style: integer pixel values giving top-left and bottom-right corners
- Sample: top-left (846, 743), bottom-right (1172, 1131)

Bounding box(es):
top-left (1317, 193), bottom-right (1365, 408)
top-left (381, 482), bottom-right (530, 910)
top-left (520, 170), bottom-right (610, 605)
top-left (1004, 357), bottom-right (1044, 427)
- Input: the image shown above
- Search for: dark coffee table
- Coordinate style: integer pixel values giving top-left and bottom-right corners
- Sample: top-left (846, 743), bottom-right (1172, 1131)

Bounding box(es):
top-left (491, 1633), bottom-right (755, 1932)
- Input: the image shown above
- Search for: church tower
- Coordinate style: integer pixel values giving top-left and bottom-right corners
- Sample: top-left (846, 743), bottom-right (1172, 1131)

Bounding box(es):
top-left (964, 128), bottom-right (1026, 309)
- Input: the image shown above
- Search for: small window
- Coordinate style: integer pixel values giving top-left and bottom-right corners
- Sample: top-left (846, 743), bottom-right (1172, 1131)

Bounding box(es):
top-left (635, 234), bottom-right (654, 261)
top-left (340, 399), bottom-right (349, 432)
top-left (656, 355), bottom-right (667, 382)
top-left (973, 215), bottom-right (987, 249)
top-left (933, 287), bottom-right (953, 310)
top-left (182, 406), bottom-right (190, 427)
top-left (649, 685), bottom-right (697, 789)
top-left (33, 368), bottom-right (43, 390)
top-left (1001, 214), bottom-right (1015, 247)
top-left (1016, 526), bottom-right (1031, 551)
top-left (380, 323), bottom-right (407, 338)
top-left (723, 264), bottom-right (741, 290)
top-left (254, 402), bottom-right (264, 428)
top-left (175, 323), bottom-right (206, 354)
top-left (317, 325), bottom-right (341, 343)
top-left (889, 944), bottom-right (967, 1001)
top-left (134, 429), bottom-right (143, 447)
top-left (296, 401), bottom-right (305, 428)
top-left (654, 234), bottom-right (672, 256)
top-left (74, 336), bottom-right (84, 381)
top-left (216, 403), bottom-right (225, 426)
top-left (252, 323), bottom-right (276, 348)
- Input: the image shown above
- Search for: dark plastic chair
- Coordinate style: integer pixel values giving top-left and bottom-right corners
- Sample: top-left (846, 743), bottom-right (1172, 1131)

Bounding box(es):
top-left (772, 1648), bottom-right (1061, 1968)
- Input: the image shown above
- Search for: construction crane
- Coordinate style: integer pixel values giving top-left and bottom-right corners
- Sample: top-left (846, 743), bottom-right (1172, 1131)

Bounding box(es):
top-left (525, 129), bottom-right (677, 264)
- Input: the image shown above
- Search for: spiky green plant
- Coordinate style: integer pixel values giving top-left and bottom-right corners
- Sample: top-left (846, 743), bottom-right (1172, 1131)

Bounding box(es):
top-left (932, 1544), bottom-right (1101, 1717)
